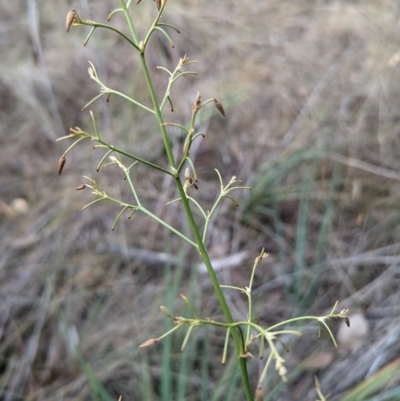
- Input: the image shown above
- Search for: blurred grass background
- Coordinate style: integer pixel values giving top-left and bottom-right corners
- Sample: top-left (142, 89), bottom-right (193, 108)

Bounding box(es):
top-left (1, 0), bottom-right (400, 400)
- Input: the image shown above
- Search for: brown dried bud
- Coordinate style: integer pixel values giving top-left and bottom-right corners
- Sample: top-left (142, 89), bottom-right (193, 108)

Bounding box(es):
top-left (76, 184), bottom-right (86, 191)
top-left (214, 99), bottom-right (226, 117)
top-left (193, 92), bottom-right (201, 111)
top-left (345, 316), bottom-right (350, 327)
top-left (138, 338), bottom-right (158, 348)
top-left (58, 154), bottom-right (66, 175)
top-left (66, 9), bottom-right (77, 33)
top-left (155, 0), bottom-right (161, 10)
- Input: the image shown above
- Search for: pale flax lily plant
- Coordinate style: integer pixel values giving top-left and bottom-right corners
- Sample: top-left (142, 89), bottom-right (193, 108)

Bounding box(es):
top-left (57, 1), bottom-right (349, 400)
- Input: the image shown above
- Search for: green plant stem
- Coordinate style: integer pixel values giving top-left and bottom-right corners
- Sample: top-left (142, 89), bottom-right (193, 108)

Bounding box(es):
top-left (140, 53), bottom-right (176, 167)
top-left (139, 50), bottom-right (254, 401)
top-left (104, 89), bottom-right (156, 114)
top-left (202, 184), bottom-right (226, 244)
top-left (79, 20), bottom-right (139, 50)
top-left (104, 197), bottom-right (197, 248)
top-left (119, 0), bottom-right (139, 46)
top-left (177, 110), bottom-right (196, 173)
top-left (116, 5), bottom-right (254, 399)
top-left (95, 139), bottom-right (171, 175)
top-left (266, 315), bottom-right (324, 331)
top-left (139, 206), bottom-right (198, 249)
top-left (175, 181), bottom-right (254, 401)
top-left (246, 258), bottom-right (259, 343)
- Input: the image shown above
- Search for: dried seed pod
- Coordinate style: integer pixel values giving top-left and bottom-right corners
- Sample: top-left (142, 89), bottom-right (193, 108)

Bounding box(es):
top-left (155, 0), bottom-right (161, 10)
top-left (138, 338), bottom-right (158, 348)
top-left (76, 184), bottom-right (86, 190)
top-left (58, 154), bottom-right (66, 175)
top-left (66, 9), bottom-right (77, 32)
top-left (214, 98), bottom-right (226, 117)
top-left (193, 92), bottom-right (201, 111)
top-left (345, 316), bottom-right (350, 327)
